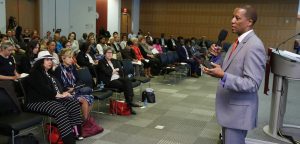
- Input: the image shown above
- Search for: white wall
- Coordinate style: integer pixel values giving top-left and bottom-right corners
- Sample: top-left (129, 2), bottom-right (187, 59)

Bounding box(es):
top-left (107, 0), bottom-right (121, 34)
top-left (131, 0), bottom-right (140, 34)
top-left (0, 0), bottom-right (6, 33)
top-left (69, 0), bottom-right (96, 38)
top-left (40, 0), bottom-right (96, 38)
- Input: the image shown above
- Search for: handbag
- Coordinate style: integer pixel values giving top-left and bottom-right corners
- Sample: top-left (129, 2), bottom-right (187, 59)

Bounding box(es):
top-left (45, 123), bottom-right (63, 144)
top-left (142, 88), bottom-right (156, 103)
top-left (82, 116), bottom-right (104, 138)
top-left (109, 99), bottom-right (131, 115)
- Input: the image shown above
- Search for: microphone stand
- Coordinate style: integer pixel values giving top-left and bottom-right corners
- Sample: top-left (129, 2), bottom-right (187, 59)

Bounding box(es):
top-left (275, 33), bottom-right (300, 55)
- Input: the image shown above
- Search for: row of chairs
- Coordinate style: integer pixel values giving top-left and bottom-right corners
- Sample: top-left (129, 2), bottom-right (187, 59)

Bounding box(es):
top-left (159, 51), bottom-right (190, 82)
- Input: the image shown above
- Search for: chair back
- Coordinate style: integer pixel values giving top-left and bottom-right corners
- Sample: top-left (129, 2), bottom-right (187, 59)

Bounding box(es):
top-left (0, 88), bottom-right (20, 116)
top-left (121, 59), bottom-right (135, 77)
top-left (77, 67), bottom-right (95, 88)
top-left (159, 53), bottom-right (168, 66)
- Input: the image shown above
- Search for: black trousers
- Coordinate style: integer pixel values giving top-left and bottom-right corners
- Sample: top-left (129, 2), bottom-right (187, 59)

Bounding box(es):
top-left (105, 78), bottom-right (134, 104)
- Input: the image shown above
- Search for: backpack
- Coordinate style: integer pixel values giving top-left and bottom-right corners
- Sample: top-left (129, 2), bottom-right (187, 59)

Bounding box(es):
top-left (142, 88), bottom-right (156, 103)
top-left (9, 133), bottom-right (39, 144)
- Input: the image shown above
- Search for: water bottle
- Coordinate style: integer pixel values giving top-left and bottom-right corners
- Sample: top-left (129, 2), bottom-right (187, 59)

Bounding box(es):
top-left (99, 81), bottom-right (105, 90)
top-left (144, 98), bottom-right (148, 107)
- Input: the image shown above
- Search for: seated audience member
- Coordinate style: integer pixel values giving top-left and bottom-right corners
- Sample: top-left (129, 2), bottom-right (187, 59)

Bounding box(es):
top-left (167, 35), bottom-right (177, 51)
top-left (152, 38), bottom-right (163, 54)
top-left (78, 33), bottom-right (87, 45)
top-left (54, 49), bottom-right (94, 120)
top-left (121, 41), bottom-right (138, 61)
top-left (0, 42), bottom-right (20, 80)
top-left (120, 35), bottom-right (128, 50)
top-left (159, 33), bottom-right (167, 49)
top-left (46, 40), bottom-right (60, 69)
top-left (26, 51), bottom-right (83, 143)
top-left (177, 38), bottom-right (199, 78)
top-left (19, 40), bottom-right (40, 73)
top-left (76, 42), bottom-right (97, 76)
top-left (54, 32), bottom-right (63, 54)
top-left (43, 31), bottom-right (53, 41)
top-left (131, 38), bottom-right (153, 78)
top-left (68, 32), bottom-right (79, 54)
top-left (139, 37), bottom-right (161, 76)
top-left (97, 48), bottom-right (141, 115)
top-left (96, 36), bottom-right (107, 56)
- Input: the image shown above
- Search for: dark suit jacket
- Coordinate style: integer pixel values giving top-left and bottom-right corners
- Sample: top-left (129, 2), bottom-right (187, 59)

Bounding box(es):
top-left (167, 39), bottom-right (177, 51)
top-left (97, 59), bottom-right (124, 85)
top-left (159, 38), bottom-right (167, 46)
top-left (177, 46), bottom-right (192, 62)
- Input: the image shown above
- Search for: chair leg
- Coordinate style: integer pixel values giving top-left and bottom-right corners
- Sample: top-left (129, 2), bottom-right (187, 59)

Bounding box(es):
top-left (42, 120), bottom-right (46, 143)
top-left (11, 130), bottom-right (14, 144)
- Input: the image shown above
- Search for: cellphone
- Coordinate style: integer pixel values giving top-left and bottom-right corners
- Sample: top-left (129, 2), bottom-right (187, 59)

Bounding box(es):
top-left (203, 60), bottom-right (214, 69)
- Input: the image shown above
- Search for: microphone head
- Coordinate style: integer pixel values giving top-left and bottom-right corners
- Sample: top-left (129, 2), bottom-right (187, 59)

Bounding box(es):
top-left (217, 29), bottom-right (228, 46)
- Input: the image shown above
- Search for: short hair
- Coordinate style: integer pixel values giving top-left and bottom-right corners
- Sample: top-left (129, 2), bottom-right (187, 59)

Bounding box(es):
top-left (60, 48), bottom-right (73, 62)
top-left (239, 5), bottom-right (257, 25)
top-left (0, 41), bottom-right (13, 49)
top-left (103, 47), bottom-right (113, 54)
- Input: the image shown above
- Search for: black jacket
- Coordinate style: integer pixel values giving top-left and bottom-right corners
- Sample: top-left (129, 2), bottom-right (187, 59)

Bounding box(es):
top-left (96, 59), bottom-right (124, 85)
top-left (26, 69), bottom-right (63, 103)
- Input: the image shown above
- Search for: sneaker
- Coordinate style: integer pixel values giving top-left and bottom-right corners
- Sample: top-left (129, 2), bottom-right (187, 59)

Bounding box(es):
top-left (76, 136), bottom-right (84, 141)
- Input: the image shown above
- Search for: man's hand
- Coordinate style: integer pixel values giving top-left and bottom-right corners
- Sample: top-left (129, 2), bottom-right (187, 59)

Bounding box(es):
top-left (202, 63), bottom-right (225, 78)
top-left (209, 44), bottom-right (222, 56)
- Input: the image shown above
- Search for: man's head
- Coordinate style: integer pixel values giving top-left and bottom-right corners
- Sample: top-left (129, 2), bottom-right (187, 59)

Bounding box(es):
top-left (231, 5), bottom-right (257, 36)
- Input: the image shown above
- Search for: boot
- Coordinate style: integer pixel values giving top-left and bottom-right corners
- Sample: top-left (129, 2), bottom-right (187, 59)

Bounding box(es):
top-left (62, 133), bottom-right (75, 144)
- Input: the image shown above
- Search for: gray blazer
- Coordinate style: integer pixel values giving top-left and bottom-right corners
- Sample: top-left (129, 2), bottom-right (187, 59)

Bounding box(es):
top-left (216, 31), bottom-right (266, 130)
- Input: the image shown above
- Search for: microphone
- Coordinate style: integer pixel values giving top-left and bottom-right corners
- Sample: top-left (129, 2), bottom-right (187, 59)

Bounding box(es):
top-left (216, 29), bottom-right (228, 47)
top-left (275, 33), bottom-right (300, 52)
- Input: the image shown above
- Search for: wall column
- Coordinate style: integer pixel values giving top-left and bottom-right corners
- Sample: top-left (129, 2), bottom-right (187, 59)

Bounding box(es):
top-left (0, 0), bottom-right (6, 33)
top-left (131, 0), bottom-right (140, 34)
top-left (107, 0), bottom-right (121, 34)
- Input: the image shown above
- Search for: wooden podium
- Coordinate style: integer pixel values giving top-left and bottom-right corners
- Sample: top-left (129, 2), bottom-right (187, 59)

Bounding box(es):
top-left (263, 48), bottom-right (300, 143)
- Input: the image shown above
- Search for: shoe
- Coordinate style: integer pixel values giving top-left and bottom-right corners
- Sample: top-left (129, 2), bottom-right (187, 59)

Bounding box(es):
top-left (149, 75), bottom-right (155, 78)
top-left (76, 136), bottom-right (84, 141)
top-left (131, 109), bottom-right (137, 115)
top-left (130, 102), bottom-right (142, 107)
top-left (191, 73), bottom-right (199, 78)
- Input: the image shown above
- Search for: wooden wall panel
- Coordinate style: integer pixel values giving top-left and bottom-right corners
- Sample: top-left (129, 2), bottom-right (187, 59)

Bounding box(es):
top-left (140, 0), bottom-right (298, 51)
top-left (6, 0), bottom-right (39, 33)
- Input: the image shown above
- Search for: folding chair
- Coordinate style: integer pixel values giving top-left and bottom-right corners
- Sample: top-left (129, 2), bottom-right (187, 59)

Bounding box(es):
top-left (0, 86), bottom-right (43, 144)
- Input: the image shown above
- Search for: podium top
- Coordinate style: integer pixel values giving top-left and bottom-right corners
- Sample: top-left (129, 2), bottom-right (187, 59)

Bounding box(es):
top-left (270, 48), bottom-right (300, 79)
top-left (272, 48), bottom-right (300, 62)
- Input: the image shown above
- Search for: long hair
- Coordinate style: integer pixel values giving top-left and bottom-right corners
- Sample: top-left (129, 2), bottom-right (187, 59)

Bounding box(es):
top-left (31, 59), bottom-right (54, 75)
top-left (26, 40), bottom-right (40, 60)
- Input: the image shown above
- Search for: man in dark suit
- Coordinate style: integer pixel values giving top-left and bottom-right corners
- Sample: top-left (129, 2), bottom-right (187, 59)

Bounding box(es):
top-left (177, 39), bottom-right (199, 78)
top-left (203, 5), bottom-right (266, 144)
top-left (159, 33), bottom-right (167, 51)
top-left (167, 35), bottom-right (177, 51)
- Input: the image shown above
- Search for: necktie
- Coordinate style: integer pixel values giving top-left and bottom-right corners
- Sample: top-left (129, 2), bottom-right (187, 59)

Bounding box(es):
top-left (228, 39), bottom-right (239, 60)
